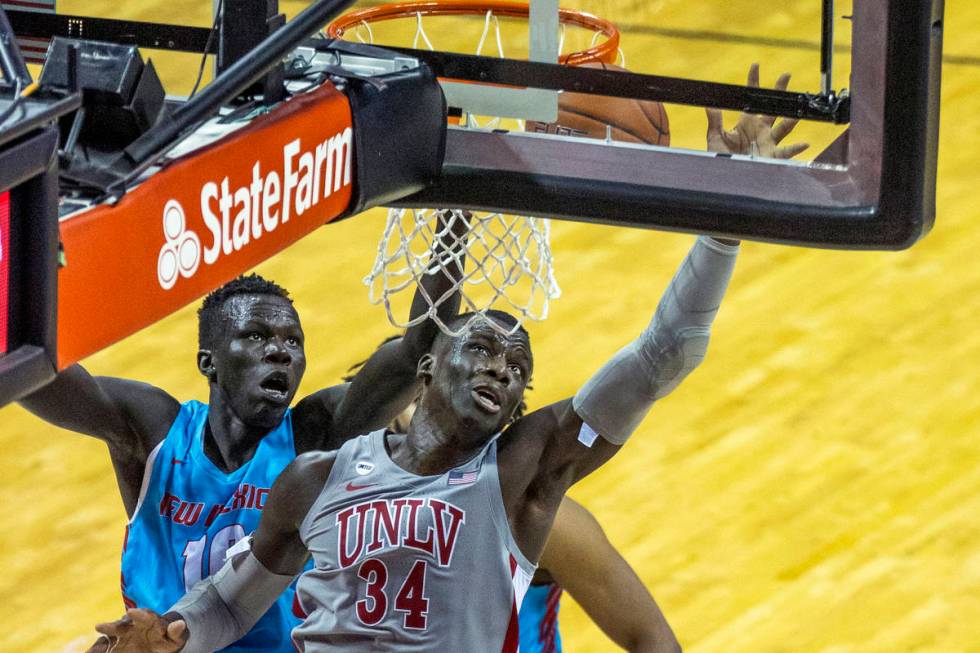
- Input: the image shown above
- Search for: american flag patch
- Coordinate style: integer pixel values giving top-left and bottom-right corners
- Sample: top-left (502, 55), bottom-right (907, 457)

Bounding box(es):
top-left (447, 469), bottom-right (479, 485)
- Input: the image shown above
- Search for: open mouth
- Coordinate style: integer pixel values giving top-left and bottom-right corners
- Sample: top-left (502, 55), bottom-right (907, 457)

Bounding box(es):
top-left (259, 372), bottom-right (290, 402)
top-left (471, 386), bottom-right (502, 414)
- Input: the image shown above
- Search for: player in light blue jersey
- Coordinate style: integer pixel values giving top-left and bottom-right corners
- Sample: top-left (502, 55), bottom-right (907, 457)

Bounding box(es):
top-left (21, 217), bottom-right (465, 653)
top-left (119, 395), bottom-right (302, 652)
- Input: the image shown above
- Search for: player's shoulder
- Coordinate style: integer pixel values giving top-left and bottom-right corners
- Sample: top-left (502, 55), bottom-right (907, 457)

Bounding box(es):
top-left (288, 450), bottom-right (339, 487)
top-left (266, 450), bottom-right (340, 529)
top-left (498, 398), bottom-right (572, 453)
top-left (96, 376), bottom-right (180, 411)
top-left (291, 384), bottom-right (350, 451)
top-left (96, 376), bottom-right (181, 444)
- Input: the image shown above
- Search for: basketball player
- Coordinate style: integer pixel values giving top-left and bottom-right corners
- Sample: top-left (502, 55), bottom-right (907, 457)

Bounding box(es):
top-left (86, 231), bottom-right (739, 652)
top-left (349, 344), bottom-right (681, 653)
top-left (20, 217), bottom-right (465, 653)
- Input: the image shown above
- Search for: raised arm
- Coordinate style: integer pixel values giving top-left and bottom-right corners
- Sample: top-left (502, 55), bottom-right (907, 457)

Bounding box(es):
top-left (500, 236), bottom-right (739, 558)
top-left (86, 451), bottom-right (334, 653)
top-left (18, 364), bottom-right (179, 514)
top-left (540, 498), bottom-right (680, 653)
top-left (295, 211), bottom-right (467, 451)
top-left (706, 63), bottom-right (809, 159)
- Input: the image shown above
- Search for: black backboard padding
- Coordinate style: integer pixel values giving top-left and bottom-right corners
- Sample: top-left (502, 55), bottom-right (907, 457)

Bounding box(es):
top-left (0, 127), bottom-right (59, 407)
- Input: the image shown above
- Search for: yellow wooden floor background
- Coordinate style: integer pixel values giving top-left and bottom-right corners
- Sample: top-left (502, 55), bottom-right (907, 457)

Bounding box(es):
top-left (2, 1), bottom-right (978, 651)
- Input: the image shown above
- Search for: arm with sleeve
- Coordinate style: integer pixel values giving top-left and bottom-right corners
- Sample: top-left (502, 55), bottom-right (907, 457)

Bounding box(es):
top-left (573, 236), bottom-right (739, 445)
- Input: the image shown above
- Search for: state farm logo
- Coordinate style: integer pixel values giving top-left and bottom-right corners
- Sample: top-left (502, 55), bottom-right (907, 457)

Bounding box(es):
top-left (157, 200), bottom-right (201, 290)
top-left (156, 129), bottom-right (352, 290)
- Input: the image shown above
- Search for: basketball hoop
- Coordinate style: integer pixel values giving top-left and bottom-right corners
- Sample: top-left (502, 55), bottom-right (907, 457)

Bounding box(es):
top-left (326, 0), bottom-right (621, 67)
top-left (329, 1), bottom-right (621, 335)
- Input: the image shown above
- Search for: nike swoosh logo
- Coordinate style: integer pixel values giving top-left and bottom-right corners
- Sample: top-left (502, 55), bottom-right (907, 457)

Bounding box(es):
top-left (171, 458), bottom-right (184, 465)
top-left (345, 481), bottom-right (376, 492)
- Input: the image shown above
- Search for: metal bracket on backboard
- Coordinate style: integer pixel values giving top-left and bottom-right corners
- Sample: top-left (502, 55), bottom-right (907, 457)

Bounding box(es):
top-left (439, 0), bottom-right (557, 122)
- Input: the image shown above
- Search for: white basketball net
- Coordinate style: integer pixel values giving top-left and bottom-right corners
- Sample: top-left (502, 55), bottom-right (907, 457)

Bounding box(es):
top-left (343, 8), bottom-right (584, 335)
top-left (365, 208), bottom-right (561, 336)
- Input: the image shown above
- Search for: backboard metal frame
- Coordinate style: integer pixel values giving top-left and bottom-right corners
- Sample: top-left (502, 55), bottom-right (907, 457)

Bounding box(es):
top-left (392, 0), bottom-right (943, 249)
top-left (439, 0), bottom-right (558, 121)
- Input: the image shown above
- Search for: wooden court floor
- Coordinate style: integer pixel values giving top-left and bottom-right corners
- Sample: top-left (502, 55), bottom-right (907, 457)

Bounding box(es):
top-left (2, 1), bottom-right (978, 651)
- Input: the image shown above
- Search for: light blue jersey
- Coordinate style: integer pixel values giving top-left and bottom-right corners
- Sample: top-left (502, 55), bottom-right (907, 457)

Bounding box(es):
top-left (518, 582), bottom-right (563, 653)
top-left (120, 400), bottom-right (302, 653)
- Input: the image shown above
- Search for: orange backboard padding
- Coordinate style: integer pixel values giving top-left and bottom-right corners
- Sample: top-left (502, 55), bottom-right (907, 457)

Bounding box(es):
top-left (57, 83), bottom-right (354, 368)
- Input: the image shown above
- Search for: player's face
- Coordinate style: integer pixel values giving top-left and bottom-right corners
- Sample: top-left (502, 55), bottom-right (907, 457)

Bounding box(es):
top-left (430, 318), bottom-right (532, 440)
top-left (208, 294), bottom-right (306, 429)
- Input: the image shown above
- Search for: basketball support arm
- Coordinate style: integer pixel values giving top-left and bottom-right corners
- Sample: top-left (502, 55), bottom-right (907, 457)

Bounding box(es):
top-left (49, 40), bottom-right (446, 374)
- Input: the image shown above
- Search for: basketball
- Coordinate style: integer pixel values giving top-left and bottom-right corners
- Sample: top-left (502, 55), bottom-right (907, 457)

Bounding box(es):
top-left (527, 62), bottom-right (669, 146)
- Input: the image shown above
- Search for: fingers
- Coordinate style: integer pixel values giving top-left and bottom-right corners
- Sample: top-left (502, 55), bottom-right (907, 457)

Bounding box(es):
top-left (94, 613), bottom-right (132, 637)
top-left (128, 608), bottom-right (175, 650)
top-left (84, 635), bottom-right (112, 653)
top-left (759, 72), bottom-right (791, 126)
top-left (774, 72), bottom-right (792, 91)
top-left (705, 107), bottom-right (724, 135)
top-left (746, 62), bottom-right (760, 88)
top-left (771, 117), bottom-right (799, 143)
top-left (93, 609), bottom-right (182, 653)
top-left (776, 142), bottom-right (810, 159)
top-left (166, 620), bottom-right (188, 644)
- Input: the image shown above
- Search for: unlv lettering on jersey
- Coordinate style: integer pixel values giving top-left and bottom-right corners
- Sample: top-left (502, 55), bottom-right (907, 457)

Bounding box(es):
top-left (336, 498), bottom-right (466, 569)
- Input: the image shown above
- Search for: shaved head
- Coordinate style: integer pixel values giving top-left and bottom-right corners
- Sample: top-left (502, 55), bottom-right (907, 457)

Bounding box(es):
top-left (434, 310), bottom-right (529, 354)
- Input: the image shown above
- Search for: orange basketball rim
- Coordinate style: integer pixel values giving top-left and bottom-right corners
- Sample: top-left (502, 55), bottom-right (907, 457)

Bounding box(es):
top-left (326, 0), bottom-right (620, 67)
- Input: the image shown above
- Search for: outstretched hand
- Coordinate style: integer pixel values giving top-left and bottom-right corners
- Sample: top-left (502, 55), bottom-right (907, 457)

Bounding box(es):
top-left (85, 609), bottom-right (187, 653)
top-left (706, 63), bottom-right (810, 159)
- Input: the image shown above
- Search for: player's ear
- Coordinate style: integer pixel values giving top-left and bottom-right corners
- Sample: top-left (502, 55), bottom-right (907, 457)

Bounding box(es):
top-left (197, 350), bottom-right (216, 381)
top-left (417, 353), bottom-right (435, 384)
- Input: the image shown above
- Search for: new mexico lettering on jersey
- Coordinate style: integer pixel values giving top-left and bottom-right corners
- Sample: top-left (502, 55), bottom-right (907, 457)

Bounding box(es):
top-left (158, 482), bottom-right (272, 528)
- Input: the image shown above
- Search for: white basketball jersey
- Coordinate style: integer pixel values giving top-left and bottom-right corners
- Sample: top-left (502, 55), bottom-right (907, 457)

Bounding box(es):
top-left (293, 429), bottom-right (535, 652)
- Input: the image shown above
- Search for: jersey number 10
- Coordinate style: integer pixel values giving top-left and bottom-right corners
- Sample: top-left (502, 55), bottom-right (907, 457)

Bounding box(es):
top-left (181, 524), bottom-right (246, 590)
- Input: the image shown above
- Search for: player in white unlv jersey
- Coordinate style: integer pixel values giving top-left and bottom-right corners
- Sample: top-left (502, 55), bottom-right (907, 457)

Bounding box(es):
top-left (291, 427), bottom-right (533, 650)
top-left (88, 234), bottom-right (741, 653)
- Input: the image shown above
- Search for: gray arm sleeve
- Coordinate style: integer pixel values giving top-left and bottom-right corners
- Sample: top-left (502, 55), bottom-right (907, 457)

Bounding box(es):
top-left (169, 548), bottom-right (296, 653)
top-left (572, 236), bottom-right (739, 444)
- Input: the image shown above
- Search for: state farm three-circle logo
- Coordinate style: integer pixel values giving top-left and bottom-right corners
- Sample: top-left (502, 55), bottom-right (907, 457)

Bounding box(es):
top-left (157, 200), bottom-right (201, 290)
